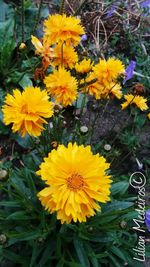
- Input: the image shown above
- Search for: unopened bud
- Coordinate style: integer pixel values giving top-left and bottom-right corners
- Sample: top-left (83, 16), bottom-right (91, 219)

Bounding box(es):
top-left (104, 144), bottom-right (111, 151)
top-left (0, 234), bottom-right (7, 244)
top-left (0, 169), bottom-right (8, 180)
top-left (80, 126), bottom-right (88, 134)
top-left (19, 43), bottom-right (26, 50)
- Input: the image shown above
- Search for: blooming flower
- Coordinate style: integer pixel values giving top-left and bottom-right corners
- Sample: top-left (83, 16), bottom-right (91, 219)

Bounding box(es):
top-left (145, 210), bottom-right (150, 231)
top-left (43, 14), bottom-right (85, 46)
top-left (53, 43), bottom-right (78, 69)
top-left (124, 60), bottom-right (136, 84)
top-left (121, 94), bottom-right (148, 111)
top-left (106, 3), bottom-right (118, 18)
top-left (141, 0), bottom-right (150, 8)
top-left (81, 34), bottom-right (87, 41)
top-left (75, 59), bottom-right (93, 74)
top-left (2, 87), bottom-right (53, 137)
top-left (93, 58), bottom-right (125, 83)
top-left (37, 143), bottom-right (112, 224)
top-left (44, 68), bottom-right (78, 107)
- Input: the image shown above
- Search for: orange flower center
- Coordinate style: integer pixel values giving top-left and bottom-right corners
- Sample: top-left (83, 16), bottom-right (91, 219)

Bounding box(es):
top-left (21, 104), bottom-right (28, 114)
top-left (67, 173), bottom-right (84, 191)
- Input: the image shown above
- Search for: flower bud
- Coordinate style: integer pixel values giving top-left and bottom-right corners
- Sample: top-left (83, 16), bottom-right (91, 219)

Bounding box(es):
top-left (19, 43), bottom-right (26, 50)
top-left (104, 144), bottom-right (111, 151)
top-left (80, 126), bottom-right (88, 134)
top-left (0, 234), bottom-right (7, 244)
top-left (0, 169), bottom-right (8, 181)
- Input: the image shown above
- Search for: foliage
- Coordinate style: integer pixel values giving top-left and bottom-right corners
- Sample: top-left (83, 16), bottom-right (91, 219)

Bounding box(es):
top-left (0, 0), bottom-right (150, 266)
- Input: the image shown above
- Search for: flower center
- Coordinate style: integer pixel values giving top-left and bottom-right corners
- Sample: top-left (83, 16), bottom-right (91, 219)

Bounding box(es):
top-left (67, 173), bottom-right (84, 191)
top-left (21, 104), bottom-right (28, 114)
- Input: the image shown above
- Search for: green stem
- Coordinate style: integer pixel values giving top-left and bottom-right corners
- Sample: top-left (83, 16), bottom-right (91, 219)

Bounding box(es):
top-left (74, 0), bottom-right (87, 16)
top-left (21, 0), bottom-right (25, 42)
top-left (61, 43), bottom-right (64, 67)
top-left (33, 0), bottom-right (43, 34)
top-left (60, 0), bottom-right (65, 14)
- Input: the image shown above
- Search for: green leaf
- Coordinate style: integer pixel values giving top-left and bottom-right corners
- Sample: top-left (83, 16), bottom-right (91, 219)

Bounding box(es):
top-left (111, 181), bottom-right (129, 196)
top-left (104, 200), bottom-right (134, 212)
top-left (110, 246), bottom-right (126, 262)
top-left (73, 238), bottom-right (90, 267)
top-left (19, 73), bottom-right (33, 88)
top-left (6, 211), bottom-right (30, 220)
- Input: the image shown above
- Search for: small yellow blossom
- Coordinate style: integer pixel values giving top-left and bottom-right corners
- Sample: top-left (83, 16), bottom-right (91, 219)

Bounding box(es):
top-left (93, 58), bottom-right (125, 83)
top-left (148, 113), bottom-right (150, 120)
top-left (75, 59), bottom-right (93, 74)
top-left (121, 94), bottom-right (148, 111)
top-left (53, 43), bottom-right (78, 69)
top-left (44, 68), bottom-right (78, 107)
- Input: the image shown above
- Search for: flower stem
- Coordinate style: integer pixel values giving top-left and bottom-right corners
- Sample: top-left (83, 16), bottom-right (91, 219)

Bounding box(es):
top-left (60, 0), bottom-right (65, 14)
top-left (21, 0), bottom-right (25, 42)
top-left (33, 0), bottom-right (43, 34)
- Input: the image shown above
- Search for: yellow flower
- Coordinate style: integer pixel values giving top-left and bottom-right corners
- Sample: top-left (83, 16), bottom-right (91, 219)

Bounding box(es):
top-left (37, 143), bottom-right (111, 224)
top-left (93, 58), bottom-right (125, 83)
top-left (2, 87), bottom-right (53, 137)
top-left (31, 35), bottom-right (54, 62)
top-left (75, 59), bottom-right (93, 74)
top-left (43, 14), bottom-right (85, 46)
top-left (148, 113), bottom-right (150, 120)
top-left (100, 82), bottom-right (122, 99)
top-left (53, 43), bottom-right (78, 69)
top-left (121, 94), bottom-right (148, 111)
top-left (44, 68), bottom-right (78, 107)
top-left (83, 73), bottom-right (101, 99)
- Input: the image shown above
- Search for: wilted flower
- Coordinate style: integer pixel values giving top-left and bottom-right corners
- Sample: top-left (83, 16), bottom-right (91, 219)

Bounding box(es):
top-left (37, 143), bottom-right (112, 224)
top-left (121, 94), bottom-right (148, 111)
top-left (2, 87), bottom-right (53, 137)
top-left (44, 68), bottom-right (78, 107)
top-left (31, 35), bottom-right (54, 68)
top-left (124, 60), bottom-right (136, 84)
top-left (44, 14), bottom-right (85, 46)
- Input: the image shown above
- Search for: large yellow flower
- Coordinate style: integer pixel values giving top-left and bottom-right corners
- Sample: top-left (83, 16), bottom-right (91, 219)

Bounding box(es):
top-left (121, 94), bottom-right (148, 111)
top-left (53, 43), bottom-right (78, 69)
top-left (2, 87), bottom-right (53, 137)
top-left (37, 143), bottom-right (111, 224)
top-left (75, 59), bottom-right (93, 74)
top-left (43, 14), bottom-right (85, 46)
top-left (44, 68), bottom-right (78, 106)
top-left (93, 58), bottom-right (125, 83)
